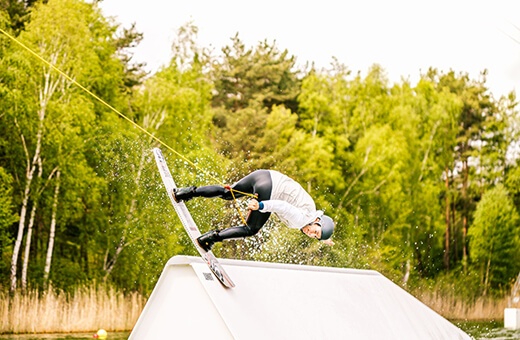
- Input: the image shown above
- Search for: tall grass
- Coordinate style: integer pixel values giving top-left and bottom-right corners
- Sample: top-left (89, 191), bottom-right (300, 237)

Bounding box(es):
top-left (0, 286), bottom-right (145, 334)
top-left (414, 289), bottom-right (508, 321)
top-left (0, 283), bottom-right (510, 334)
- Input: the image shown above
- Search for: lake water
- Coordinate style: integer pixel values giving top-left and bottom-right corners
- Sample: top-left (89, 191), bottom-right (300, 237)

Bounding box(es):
top-left (456, 320), bottom-right (520, 339)
top-left (0, 322), bottom-right (519, 339)
top-left (0, 333), bottom-right (129, 340)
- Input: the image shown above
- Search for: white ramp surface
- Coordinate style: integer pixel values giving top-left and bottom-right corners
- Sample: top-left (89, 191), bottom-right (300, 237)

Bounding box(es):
top-left (130, 255), bottom-right (470, 340)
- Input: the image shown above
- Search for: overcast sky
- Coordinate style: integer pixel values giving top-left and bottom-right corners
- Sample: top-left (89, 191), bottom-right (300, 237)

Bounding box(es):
top-left (98, 0), bottom-right (520, 99)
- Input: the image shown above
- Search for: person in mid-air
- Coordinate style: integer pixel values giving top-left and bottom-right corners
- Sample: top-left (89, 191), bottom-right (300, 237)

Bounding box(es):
top-left (173, 169), bottom-right (335, 252)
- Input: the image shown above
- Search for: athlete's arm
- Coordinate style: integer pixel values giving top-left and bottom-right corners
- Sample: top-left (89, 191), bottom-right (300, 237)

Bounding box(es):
top-left (255, 199), bottom-right (312, 228)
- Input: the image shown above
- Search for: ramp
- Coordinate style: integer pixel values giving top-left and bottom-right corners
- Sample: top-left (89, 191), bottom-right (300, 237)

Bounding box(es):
top-left (129, 255), bottom-right (470, 340)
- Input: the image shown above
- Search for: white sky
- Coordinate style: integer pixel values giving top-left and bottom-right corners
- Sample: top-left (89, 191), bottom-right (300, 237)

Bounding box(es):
top-left (98, 0), bottom-right (520, 99)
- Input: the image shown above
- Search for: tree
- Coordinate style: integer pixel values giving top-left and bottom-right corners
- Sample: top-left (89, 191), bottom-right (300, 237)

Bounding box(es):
top-left (2, 0), bottom-right (139, 291)
top-left (0, 0), bottom-right (31, 32)
top-left (468, 184), bottom-right (520, 295)
top-left (212, 34), bottom-right (301, 113)
top-left (97, 23), bottom-right (226, 290)
top-left (6, 0), bottom-right (101, 291)
top-left (406, 75), bottom-right (461, 276)
top-left (298, 64), bottom-right (349, 138)
top-left (211, 35), bottom-right (303, 175)
top-left (0, 167), bottom-right (18, 286)
top-left (435, 70), bottom-right (495, 270)
top-left (505, 164), bottom-right (520, 214)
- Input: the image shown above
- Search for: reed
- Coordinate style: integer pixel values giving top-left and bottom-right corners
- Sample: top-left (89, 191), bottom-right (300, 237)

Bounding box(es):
top-left (0, 285), bottom-right (146, 334)
top-left (414, 289), bottom-right (508, 321)
top-left (0, 283), bottom-right (508, 334)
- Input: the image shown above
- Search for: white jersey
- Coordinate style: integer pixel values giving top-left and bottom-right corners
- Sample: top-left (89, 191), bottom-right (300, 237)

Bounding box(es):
top-left (259, 170), bottom-right (322, 229)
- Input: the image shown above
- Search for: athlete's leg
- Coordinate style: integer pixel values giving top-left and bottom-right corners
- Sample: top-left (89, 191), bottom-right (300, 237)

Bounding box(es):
top-left (225, 170), bottom-right (272, 200)
top-left (173, 185), bottom-right (227, 202)
top-left (197, 170), bottom-right (273, 250)
top-left (176, 170), bottom-right (272, 201)
top-left (198, 210), bottom-right (272, 251)
top-left (217, 211), bottom-right (272, 239)
top-left (216, 170), bottom-right (272, 239)
top-left (192, 185), bottom-right (227, 198)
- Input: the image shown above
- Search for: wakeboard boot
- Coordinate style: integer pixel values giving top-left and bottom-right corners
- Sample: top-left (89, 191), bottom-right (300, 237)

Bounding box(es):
top-left (197, 230), bottom-right (222, 252)
top-left (173, 186), bottom-right (197, 202)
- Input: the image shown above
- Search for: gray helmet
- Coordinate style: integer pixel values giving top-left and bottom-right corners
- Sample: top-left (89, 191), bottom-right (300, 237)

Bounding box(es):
top-left (318, 215), bottom-right (335, 240)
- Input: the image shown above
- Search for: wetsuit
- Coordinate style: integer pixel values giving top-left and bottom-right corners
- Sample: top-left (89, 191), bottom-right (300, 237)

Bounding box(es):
top-left (190, 170), bottom-right (322, 241)
top-left (193, 170), bottom-right (273, 240)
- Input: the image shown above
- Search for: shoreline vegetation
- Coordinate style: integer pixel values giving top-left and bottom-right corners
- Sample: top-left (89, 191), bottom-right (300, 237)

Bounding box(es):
top-left (0, 285), bottom-right (508, 334)
top-left (415, 290), bottom-right (508, 321)
top-left (0, 286), bottom-right (145, 334)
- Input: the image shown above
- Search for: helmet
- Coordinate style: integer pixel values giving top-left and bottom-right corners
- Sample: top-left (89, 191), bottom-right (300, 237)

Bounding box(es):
top-left (318, 215), bottom-right (335, 240)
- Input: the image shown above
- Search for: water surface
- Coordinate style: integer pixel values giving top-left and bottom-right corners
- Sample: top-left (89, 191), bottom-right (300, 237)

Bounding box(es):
top-left (456, 320), bottom-right (520, 339)
top-left (0, 333), bottom-right (129, 340)
top-left (1, 323), bottom-right (520, 340)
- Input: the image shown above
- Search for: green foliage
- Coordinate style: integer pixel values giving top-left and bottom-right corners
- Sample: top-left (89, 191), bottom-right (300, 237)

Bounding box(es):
top-left (505, 165), bottom-right (520, 210)
top-left (0, 0), bottom-right (30, 32)
top-left (0, 168), bottom-right (18, 285)
top-left (212, 34), bottom-right (301, 113)
top-left (468, 184), bottom-right (520, 293)
top-left (0, 0), bottom-right (518, 301)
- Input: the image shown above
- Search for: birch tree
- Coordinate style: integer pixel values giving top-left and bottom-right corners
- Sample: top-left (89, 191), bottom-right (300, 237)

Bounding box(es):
top-left (43, 169), bottom-right (60, 285)
top-left (6, 0), bottom-right (104, 291)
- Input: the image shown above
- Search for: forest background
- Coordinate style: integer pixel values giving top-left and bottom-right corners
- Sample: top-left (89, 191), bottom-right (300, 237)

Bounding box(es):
top-left (1, 0), bottom-right (520, 331)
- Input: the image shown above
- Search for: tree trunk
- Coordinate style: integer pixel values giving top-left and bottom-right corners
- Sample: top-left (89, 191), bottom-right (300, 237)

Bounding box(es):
top-left (483, 242), bottom-right (494, 297)
top-left (451, 199), bottom-right (457, 261)
top-left (21, 202), bottom-right (37, 291)
top-left (10, 122), bottom-right (43, 292)
top-left (403, 259), bottom-right (411, 285)
top-left (10, 56), bottom-right (59, 291)
top-left (461, 159), bottom-right (468, 271)
top-left (21, 155), bottom-right (44, 291)
top-left (10, 174), bottom-right (31, 292)
top-left (44, 169), bottom-right (60, 284)
top-left (484, 256), bottom-right (491, 296)
top-left (444, 166), bottom-right (450, 270)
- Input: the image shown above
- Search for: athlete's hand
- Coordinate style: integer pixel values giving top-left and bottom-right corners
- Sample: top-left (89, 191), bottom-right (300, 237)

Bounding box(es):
top-left (322, 239), bottom-right (335, 246)
top-left (248, 199), bottom-right (259, 211)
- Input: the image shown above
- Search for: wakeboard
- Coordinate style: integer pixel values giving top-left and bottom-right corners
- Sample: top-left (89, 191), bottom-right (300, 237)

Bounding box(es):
top-left (153, 147), bottom-right (235, 288)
